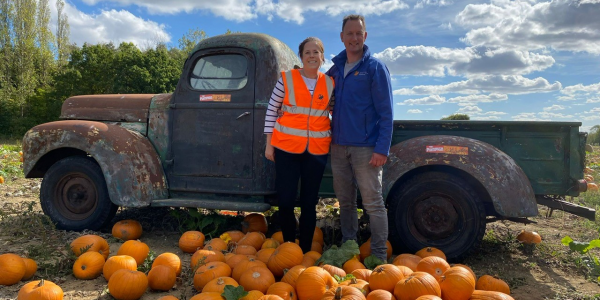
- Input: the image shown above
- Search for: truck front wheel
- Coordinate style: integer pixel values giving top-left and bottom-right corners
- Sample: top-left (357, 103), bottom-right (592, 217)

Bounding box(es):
top-left (41, 156), bottom-right (118, 231)
top-left (387, 171), bottom-right (486, 261)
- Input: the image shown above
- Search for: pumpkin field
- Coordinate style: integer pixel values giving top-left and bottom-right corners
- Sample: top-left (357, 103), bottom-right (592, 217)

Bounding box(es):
top-left (1, 141), bottom-right (600, 300)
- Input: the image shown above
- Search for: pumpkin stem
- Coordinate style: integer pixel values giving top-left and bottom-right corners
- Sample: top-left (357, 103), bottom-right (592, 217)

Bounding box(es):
top-left (38, 279), bottom-right (45, 287)
top-left (334, 287), bottom-right (343, 300)
top-left (252, 272), bottom-right (261, 279)
top-left (375, 266), bottom-right (384, 273)
top-left (351, 278), bottom-right (357, 284)
top-left (217, 278), bottom-right (225, 285)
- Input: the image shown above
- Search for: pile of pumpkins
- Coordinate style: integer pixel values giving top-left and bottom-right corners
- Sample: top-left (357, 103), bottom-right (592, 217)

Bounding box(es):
top-left (0, 213), bottom-right (517, 300)
top-left (584, 167), bottom-right (598, 192)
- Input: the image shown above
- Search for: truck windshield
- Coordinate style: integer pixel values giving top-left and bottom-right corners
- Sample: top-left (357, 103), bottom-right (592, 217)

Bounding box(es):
top-left (190, 54), bottom-right (248, 90)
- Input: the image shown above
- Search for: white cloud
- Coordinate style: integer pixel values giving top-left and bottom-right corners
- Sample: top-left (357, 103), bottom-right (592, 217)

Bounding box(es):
top-left (407, 109), bottom-right (423, 113)
top-left (588, 107), bottom-right (600, 114)
top-left (587, 97), bottom-right (600, 103)
top-left (512, 113), bottom-right (550, 121)
top-left (394, 75), bottom-right (561, 95)
top-left (50, 0), bottom-right (170, 48)
top-left (374, 46), bottom-right (554, 77)
top-left (472, 115), bottom-right (501, 120)
top-left (399, 95), bottom-right (446, 105)
top-left (459, 0), bottom-right (600, 54)
top-left (582, 115), bottom-right (600, 121)
top-left (560, 82), bottom-right (600, 102)
top-left (538, 111), bottom-right (574, 118)
top-left (447, 93), bottom-right (508, 106)
top-left (82, 0), bottom-right (409, 24)
top-left (457, 105), bottom-right (482, 114)
top-left (415, 0), bottom-right (453, 9)
top-left (543, 104), bottom-right (565, 111)
top-left (439, 23), bottom-right (452, 30)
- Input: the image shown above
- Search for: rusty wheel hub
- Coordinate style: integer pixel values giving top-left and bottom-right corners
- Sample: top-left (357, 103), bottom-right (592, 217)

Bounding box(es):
top-left (54, 173), bottom-right (98, 220)
top-left (413, 196), bottom-right (458, 240)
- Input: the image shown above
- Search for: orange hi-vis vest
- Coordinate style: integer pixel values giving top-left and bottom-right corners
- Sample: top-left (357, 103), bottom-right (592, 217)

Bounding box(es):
top-left (271, 69), bottom-right (334, 155)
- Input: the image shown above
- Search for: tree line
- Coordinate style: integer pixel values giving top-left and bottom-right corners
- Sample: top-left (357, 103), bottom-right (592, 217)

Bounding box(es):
top-left (0, 0), bottom-right (212, 138)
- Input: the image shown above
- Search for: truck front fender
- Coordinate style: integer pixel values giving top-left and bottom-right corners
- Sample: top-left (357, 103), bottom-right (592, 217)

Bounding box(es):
top-left (384, 135), bottom-right (537, 218)
top-left (23, 120), bottom-right (168, 207)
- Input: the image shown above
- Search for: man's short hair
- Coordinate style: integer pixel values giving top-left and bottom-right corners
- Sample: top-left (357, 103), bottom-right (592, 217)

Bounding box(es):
top-left (342, 14), bottom-right (366, 32)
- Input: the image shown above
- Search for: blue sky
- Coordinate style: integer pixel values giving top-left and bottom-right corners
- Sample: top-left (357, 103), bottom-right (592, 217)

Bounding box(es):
top-left (50, 0), bottom-right (600, 131)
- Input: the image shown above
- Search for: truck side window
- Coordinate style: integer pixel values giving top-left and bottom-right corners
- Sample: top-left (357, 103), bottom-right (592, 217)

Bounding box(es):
top-left (190, 54), bottom-right (248, 90)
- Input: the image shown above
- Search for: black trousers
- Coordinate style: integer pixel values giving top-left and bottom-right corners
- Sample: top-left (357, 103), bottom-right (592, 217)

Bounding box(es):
top-left (274, 148), bottom-right (328, 253)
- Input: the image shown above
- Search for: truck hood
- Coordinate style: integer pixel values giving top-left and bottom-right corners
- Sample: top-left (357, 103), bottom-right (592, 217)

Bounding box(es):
top-left (60, 94), bottom-right (157, 122)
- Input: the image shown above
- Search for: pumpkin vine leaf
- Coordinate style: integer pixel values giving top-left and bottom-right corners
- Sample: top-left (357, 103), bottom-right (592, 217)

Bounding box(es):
top-left (315, 240), bottom-right (360, 268)
top-left (222, 285), bottom-right (248, 300)
top-left (364, 255), bottom-right (385, 270)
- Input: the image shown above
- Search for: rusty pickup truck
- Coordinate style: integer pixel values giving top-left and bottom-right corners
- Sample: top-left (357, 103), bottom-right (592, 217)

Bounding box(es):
top-left (22, 33), bottom-right (594, 260)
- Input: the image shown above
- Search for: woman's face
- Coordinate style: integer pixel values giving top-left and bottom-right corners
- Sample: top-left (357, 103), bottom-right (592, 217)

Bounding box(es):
top-left (301, 41), bottom-right (323, 70)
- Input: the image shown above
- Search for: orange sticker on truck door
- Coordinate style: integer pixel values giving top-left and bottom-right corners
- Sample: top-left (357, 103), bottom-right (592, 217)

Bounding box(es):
top-left (199, 94), bottom-right (231, 102)
top-left (426, 145), bottom-right (468, 155)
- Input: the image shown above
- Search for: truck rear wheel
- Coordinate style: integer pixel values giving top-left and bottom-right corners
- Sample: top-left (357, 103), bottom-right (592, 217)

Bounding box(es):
top-left (387, 171), bottom-right (486, 261)
top-left (41, 156), bottom-right (117, 231)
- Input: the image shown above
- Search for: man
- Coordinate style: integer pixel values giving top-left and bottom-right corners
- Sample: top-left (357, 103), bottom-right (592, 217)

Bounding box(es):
top-left (326, 14), bottom-right (394, 262)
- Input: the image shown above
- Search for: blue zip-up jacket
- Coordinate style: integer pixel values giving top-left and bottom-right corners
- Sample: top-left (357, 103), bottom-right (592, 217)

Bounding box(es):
top-left (326, 45), bottom-right (394, 156)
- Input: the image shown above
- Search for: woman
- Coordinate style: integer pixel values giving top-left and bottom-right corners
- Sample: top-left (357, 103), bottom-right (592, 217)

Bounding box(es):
top-left (263, 37), bottom-right (334, 253)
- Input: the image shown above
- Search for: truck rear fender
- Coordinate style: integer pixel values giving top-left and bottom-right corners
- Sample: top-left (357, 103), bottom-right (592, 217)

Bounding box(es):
top-left (22, 120), bottom-right (168, 207)
top-left (383, 135), bottom-right (537, 218)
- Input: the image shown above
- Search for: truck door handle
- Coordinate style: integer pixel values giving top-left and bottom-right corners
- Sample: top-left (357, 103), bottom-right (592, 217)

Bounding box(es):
top-left (236, 112), bottom-right (251, 119)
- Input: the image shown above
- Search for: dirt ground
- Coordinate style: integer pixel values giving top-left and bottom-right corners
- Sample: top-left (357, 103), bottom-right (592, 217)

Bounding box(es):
top-left (1, 177), bottom-right (600, 300)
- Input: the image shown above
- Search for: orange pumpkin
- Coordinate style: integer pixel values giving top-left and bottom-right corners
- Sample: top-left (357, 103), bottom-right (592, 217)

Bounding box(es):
top-left (227, 254), bottom-right (253, 269)
top-left (392, 254), bottom-right (421, 272)
top-left (21, 257), bottom-right (38, 280)
top-left (588, 182), bottom-right (599, 192)
top-left (415, 296), bottom-right (442, 300)
top-left (439, 267), bottom-right (475, 300)
top-left (415, 247), bottom-right (446, 261)
top-left (343, 258), bottom-right (366, 274)
top-left (321, 264), bottom-right (346, 278)
top-left (108, 269), bottom-right (148, 300)
top-left (280, 265), bottom-right (306, 289)
top-left (242, 213), bottom-right (268, 233)
top-left (190, 292), bottom-right (226, 300)
top-left (257, 248), bottom-right (277, 264)
top-left (191, 249), bottom-right (227, 269)
top-left (267, 242), bottom-right (304, 277)
top-left (203, 276), bottom-right (239, 293)
top-left (194, 261), bottom-right (232, 291)
top-left (148, 264), bottom-right (177, 291)
top-left (17, 279), bottom-right (63, 300)
top-left (117, 240), bottom-right (150, 265)
top-left (233, 258), bottom-right (267, 282)
top-left (311, 241), bottom-right (323, 254)
top-left (103, 255), bottom-right (138, 281)
top-left (451, 264), bottom-right (476, 282)
top-left (73, 251), bottom-right (105, 280)
top-left (271, 231), bottom-right (284, 244)
top-left (112, 219), bottom-right (143, 241)
top-left (239, 232), bottom-right (267, 251)
top-left (262, 239), bottom-right (281, 250)
top-left (205, 238), bottom-right (229, 252)
top-left (236, 245), bottom-right (259, 255)
top-left (350, 269), bottom-right (373, 282)
top-left (179, 231), bottom-right (206, 253)
top-left (369, 264), bottom-right (404, 292)
top-left (396, 265), bottom-right (413, 278)
top-left (516, 230), bottom-right (542, 244)
top-left (258, 296), bottom-right (285, 300)
top-left (416, 256), bottom-right (450, 282)
top-left (0, 255), bottom-right (26, 285)
top-left (313, 227), bottom-right (324, 246)
top-left (158, 296), bottom-right (180, 300)
top-left (359, 239), bottom-right (392, 261)
top-left (70, 234), bottom-right (110, 260)
top-left (322, 286), bottom-right (366, 300)
top-left (266, 281), bottom-right (297, 300)
top-left (296, 266), bottom-right (338, 300)
top-left (152, 252), bottom-right (182, 276)
top-left (469, 290), bottom-right (514, 300)
top-left (393, 272), bottom-right (441, 300)
top-left (221, 230), bottom-right (246, 244)
top-left (476, 275), bottom-right (510, 295)
top-left (242, 290), bottom-right (265, 300)
top-left (366, 290), bottom-right (396, 300)
top-left (301, 251), bottom-right (321, 267)
top-left (338, 278), bottom-right (370, 295)
top-left (239, 267), bottom-right (276, 293)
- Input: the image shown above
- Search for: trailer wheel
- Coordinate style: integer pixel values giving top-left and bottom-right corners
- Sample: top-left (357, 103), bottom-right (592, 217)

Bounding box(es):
top-left (41, 156), bottom-right (118, 231)
top-left (387, 171), bottom-right (486, 261)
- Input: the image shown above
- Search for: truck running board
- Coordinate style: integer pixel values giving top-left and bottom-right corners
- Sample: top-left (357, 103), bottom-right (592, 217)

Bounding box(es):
top-left (535, 195), bottom-right (596, 221)
top-left (151, 198), bottom-right (271, 212)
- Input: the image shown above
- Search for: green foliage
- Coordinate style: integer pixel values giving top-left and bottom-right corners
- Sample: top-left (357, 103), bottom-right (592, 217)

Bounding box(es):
top-left (222, 285), bottom-right (248, 300)
top-left (333, 273), bottom-right (355, 283)
top-left (588, 125), bottom-right (600, 145)
top-left (562, 235), bottom-right (600, 281)
top-left (315, 240), bottom-right (360, 268)
top-left (0, 143), bottom-right (24, 180)
top-left (441, 113), bottom-right (470, 120)
top-left (138, 250), bottom-right (157, 274)
top-left (169, 208), bottom-right (241, 237)
top-left (364, 255), bottom-right (385, 270)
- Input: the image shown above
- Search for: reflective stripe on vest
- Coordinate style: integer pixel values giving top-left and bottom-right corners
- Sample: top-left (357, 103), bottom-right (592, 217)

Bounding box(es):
top-left (281, 105), bottom-right (329, 117)
top-left (274, 122), bottom-right (331, 138)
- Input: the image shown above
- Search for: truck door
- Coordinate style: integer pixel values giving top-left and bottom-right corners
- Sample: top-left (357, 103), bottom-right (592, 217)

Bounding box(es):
top-left (168, 48), bottom-right (255, 193)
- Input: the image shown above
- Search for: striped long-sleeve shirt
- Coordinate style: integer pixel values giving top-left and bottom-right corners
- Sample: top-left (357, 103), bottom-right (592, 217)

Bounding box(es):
top-left (263, 76), bottom-right (317, 134)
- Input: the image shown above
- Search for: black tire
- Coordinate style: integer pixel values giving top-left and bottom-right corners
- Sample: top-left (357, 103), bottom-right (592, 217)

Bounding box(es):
top-left (41, 156), bottom-right (118, 231)
top-left (387, 171), bottom-right (486, 261)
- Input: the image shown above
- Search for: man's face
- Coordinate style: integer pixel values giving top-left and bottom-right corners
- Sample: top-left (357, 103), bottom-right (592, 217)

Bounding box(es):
top-left (341, 19), bottom-right (367, 55)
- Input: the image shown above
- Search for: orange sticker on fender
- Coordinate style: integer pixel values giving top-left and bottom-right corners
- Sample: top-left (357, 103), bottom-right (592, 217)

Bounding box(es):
top-left (426, 145), bottom-right (468, 155)
top-left (200, 94), bottom-right (231, 102)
